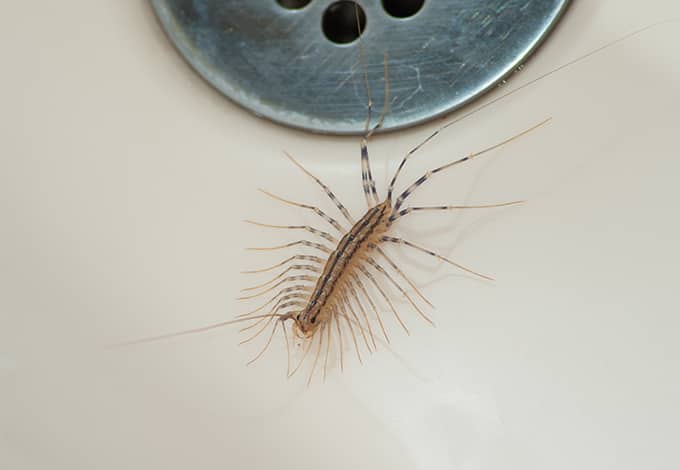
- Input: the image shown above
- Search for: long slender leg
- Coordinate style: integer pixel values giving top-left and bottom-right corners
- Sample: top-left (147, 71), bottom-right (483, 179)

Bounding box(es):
top-left (236, 275), bottom-right (316, 301)
top-left (239, 314), bottom-right (275, 345)
top-left (236, 286), bottom-right (311, 318)
top-left (334, 310), bottom-right (344, 372)
top-left (238, 314), bottom-right (270, 333)
top-left (374, 246), bottom-right (433, 308)
top-left (283, 151), bottom-right (356, 226)
top-left (341, 312), bottom-right (362, 365)
top-left (282, 321), bottom-right (292, 377)
top-left (389, 200), bottom-right (525, 223)
top-left (238, 291), bottom-right (309, 319)
top-left (245, 319), bottom-right (279, 366)
top-left (383, 22), bottom-right (656, 202)
top-left (364, 256), bottom-right (434, 326)
top-left (323, 320), bottom-right (332, 382)
top-left (350, 272), bottom-right (389, 343)
top-left (393, 119), bottom-right (551, 211)
top-left (247, 239), bottom-right (332, 254)
top-left (389, 19), bottom-right (643, 198)
top-left (241, 255), bottom-right (325, 274)
top-left (307, 325), bottom-right (325, 387)
top-left (244, 220), bottom-right (338, 244)
top-left (340, 289), bottom-right (371, 354)
top-left (358, 265), bottom-right (410, 335)
top-left (382, 236), bottom-right (493, 281)
top-left (241, 264), bottom-right (321, 292)
top-left (259, 189), bottom-right (346, 233)
top-left (239, 301), bottom-right (305, 332)
top-left (343, 282), bottom-right (376, 351)
top-left (289, 334), bottom-right (313, 378)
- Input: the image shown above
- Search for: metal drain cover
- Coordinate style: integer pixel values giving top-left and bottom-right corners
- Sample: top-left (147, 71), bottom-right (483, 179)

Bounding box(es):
top-left (151, 0), bottom-right (570, 134)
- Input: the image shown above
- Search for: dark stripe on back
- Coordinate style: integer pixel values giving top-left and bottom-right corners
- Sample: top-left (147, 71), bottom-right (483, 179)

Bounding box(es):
top-left (305, 205), bottom-right (385, 319)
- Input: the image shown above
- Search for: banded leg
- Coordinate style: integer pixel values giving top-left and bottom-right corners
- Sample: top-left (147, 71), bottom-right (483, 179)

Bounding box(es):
top-left (247, 239), bottom-right (332, 254)
top-left (393, 119), bottom-right (551, 211)
top-left (284, 151), bottom-right (356, 225)
top-left (244, 220), bottom-right (338, 244)
top-left (282, 321), bottom-right (292, 376)
top-left (340, 288), bottom-right (372, 354)
top-left (307, 324), bottom-right (325, 386)
top-left (323, 319), bottom-right (332, 382)
top-left (359, 54), bottom-right (390, 208)
top-left (358, 265), bottom-right (410, 335)
top-left (349, 272), bottom-right (389, 343)
top-left (360, 139), bottom-right (380, 208)
top-left (236, 275), bottom-right (316, 301)
top-left (239, 300), bottom-right (306, 333)
top-left (259, 189), bottom-right (346, 233)
top-left (242, 255), bottom-right (325, 274)
top-left (389, 200), bottom-right (525, 223)
top-left (374, 246), bottom-right (433, 308)
top-left (339, 309), bottom-right (362, 365)
top-left (343, 288), bottom-right (373, 353)
top-left (236, 286), bottom-right (311, 318)
top-left (334, 309), bottom-right (344, 372)
top-left (239, 290), bottom-right (309, 316)
top-left (343, 281), bottom-right (377, 351)
top-left (241, 264), bottom-right (321, 292)
top-left (382, 236), bottom-right (493, 281)
top-left (364, 256), bottom-right (434, 326)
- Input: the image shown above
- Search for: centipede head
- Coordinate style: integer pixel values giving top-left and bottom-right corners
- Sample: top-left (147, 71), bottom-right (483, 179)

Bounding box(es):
top-left (292, 312), bottom-right (317, 339)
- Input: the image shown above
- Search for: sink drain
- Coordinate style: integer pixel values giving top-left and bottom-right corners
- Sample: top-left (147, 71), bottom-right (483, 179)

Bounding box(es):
top-left (151, 0), bottom-right (570, 134)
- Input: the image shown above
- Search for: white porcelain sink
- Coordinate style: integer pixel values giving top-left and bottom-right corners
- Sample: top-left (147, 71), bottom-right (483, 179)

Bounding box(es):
top-left (1, 2), bottom-right (679, 469)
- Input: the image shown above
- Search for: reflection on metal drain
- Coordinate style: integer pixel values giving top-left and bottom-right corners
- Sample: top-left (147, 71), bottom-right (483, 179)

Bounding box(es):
top-left (151, 1), bottom-right (570, 134)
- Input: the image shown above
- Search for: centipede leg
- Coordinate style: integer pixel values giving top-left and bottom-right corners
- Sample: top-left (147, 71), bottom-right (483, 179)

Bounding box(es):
top-left (307, 324), bottom-right (325, 387)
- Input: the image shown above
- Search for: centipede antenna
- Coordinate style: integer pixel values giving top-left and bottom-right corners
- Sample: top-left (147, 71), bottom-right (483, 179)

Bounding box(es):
top-left (110, 313), bottom-right (289, 348)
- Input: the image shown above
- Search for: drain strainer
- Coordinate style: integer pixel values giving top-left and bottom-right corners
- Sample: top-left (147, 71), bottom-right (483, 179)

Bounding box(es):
top-left (151, 0), bottom-right (570, 134)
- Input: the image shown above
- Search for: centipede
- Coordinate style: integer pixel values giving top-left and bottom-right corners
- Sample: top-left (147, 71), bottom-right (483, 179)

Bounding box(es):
top-left (118, 19), bottom-right (673, 385)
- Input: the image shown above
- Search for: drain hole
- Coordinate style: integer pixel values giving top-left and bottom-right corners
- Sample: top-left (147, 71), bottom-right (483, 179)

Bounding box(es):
top-left (276, 0), bottom-right (312, 9)
top-left (322, 1), bottom-right (366, 45)
top-left (381, 0), bottom-right (424, 18)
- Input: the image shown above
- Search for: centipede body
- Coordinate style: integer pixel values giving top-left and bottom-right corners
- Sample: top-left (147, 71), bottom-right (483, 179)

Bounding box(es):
top-left (236, 106), bottom-right (548, 384)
